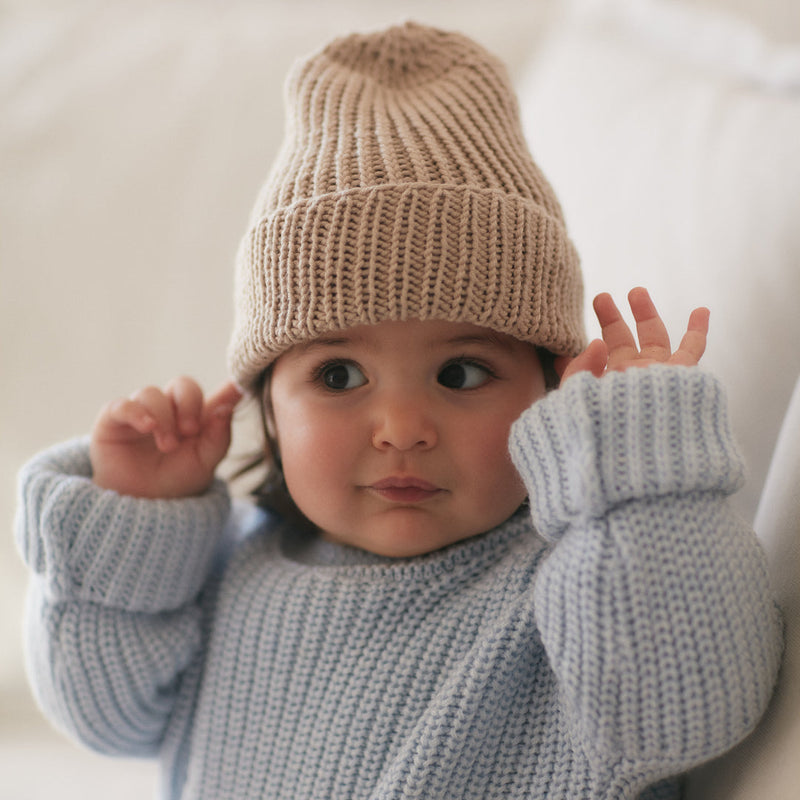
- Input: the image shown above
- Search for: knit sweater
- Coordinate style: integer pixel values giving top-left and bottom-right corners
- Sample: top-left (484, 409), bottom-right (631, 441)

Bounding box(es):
top-left (16, 366), bottom-right (782, 799)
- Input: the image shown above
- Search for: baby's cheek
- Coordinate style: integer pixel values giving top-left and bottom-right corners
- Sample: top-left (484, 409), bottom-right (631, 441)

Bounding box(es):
top-left (466, 431), bottom-right (527, 517)
top-left (280, 423), bottom-right (353, 518)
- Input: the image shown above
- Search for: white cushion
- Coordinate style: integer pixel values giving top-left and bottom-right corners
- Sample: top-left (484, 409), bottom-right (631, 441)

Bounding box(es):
top-left (518, 0), bottom-right (800, 521)
top-left (687, 377), bottom-right (800, 797)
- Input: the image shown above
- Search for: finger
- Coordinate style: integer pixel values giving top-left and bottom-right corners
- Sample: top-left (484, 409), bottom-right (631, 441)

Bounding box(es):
top-left (593, 293), bottom-right (638, 362)
top-left (166, 376), bottom-right (204, 436)
top-left (671, 306), bottom-right (710, 367)
top-left (97, 397), bottom-right (158, 437)
top-left (129, 386), bottom-right (180, 452)
top-left (198, 408), bottom-right (236, 469)
top-left (627, 287), bottom-right (671, 360)
top-left (196, 382), bottom-right (243, 468)
top-left (205, 380), bottom-right (244, 419)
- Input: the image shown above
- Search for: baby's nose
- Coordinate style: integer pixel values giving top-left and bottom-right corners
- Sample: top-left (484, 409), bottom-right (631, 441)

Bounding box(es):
top-left (371, 397), bottom-right (437, 452)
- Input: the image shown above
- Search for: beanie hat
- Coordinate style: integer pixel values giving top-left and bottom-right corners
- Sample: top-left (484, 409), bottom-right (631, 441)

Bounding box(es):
top-left (228, 21), bottom-right (585, 390)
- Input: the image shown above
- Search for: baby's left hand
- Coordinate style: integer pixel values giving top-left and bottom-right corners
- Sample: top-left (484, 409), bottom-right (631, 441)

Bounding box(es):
top-left (557, 287), bottom-right (709, 383)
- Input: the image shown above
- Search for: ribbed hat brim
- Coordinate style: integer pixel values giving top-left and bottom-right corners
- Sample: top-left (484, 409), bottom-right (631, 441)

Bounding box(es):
top-left (229, 182), bottom-right (584, 389)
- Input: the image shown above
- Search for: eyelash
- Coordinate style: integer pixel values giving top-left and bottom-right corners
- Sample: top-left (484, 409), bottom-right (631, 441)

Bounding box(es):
top-left (309, 357), bottom-right (499, 391)
top-left (309, 359), bottom-right (364, 390)
top-left (440, 357), bottom-right (498, 389)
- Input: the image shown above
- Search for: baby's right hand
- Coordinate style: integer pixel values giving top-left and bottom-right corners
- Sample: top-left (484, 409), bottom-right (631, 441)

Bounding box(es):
top-left (90, 377), bottom-right (243, 498)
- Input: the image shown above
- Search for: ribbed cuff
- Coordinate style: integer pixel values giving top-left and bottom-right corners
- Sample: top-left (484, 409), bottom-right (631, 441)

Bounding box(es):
top-left (510, 366), bottom-right (745, 542)
top-left (15, 438), bottom-right (230, 613)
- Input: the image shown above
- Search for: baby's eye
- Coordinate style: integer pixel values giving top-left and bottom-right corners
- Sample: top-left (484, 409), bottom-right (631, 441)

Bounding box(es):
top-left (319, 362), bottom-right (367, 391)
top-left (437, 361), bottom-right (492, 390)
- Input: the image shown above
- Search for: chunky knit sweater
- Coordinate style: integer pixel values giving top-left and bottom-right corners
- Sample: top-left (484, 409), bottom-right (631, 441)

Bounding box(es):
top-left (16, 366), bottom-right (782, 799)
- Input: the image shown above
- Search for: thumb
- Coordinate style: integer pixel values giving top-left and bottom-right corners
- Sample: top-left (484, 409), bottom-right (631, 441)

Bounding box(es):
top-left (198, 381), bottom-right (243, 469)
top-left (206, 380), bottom-right (244, 415)
top-left (557, 340), bottom-right (608, 384)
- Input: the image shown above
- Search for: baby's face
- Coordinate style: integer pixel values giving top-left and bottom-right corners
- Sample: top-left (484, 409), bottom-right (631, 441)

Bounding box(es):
top-left (269, 319), bottom-right (546, 557)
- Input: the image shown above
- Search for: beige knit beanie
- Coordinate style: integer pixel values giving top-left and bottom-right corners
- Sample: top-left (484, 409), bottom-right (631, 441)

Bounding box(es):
top-left (228, 21), bottom-right (585, 390)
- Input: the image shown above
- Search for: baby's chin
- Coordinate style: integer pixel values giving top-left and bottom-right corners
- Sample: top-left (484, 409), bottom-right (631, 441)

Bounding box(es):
top-left (315, 508), bottom-right (511, 559)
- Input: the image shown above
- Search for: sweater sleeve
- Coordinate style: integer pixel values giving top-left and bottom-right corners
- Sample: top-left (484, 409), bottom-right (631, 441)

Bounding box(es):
top-left (509, 366), bottom-right (783, 781)
top-left (15, 437), bottom-right (230, 756)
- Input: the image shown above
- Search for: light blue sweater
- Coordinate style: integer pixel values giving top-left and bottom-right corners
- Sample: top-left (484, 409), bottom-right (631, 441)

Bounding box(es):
top-left (16, 367), bottom-right (782, 799)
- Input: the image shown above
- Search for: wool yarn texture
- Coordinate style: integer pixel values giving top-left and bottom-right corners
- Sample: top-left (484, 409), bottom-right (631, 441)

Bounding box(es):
top-left (15, 368), bottom-right (783, 798)
top-left (228, 22), bottom-right (586, 390)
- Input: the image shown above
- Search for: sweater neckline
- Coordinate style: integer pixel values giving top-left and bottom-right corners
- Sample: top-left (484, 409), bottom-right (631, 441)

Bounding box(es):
top-left (272, 507), bottom-right (537, 578)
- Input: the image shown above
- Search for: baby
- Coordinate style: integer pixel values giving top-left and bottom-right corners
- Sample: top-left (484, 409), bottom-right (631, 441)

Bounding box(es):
top-left (16, 22), bottom-right (781, 800)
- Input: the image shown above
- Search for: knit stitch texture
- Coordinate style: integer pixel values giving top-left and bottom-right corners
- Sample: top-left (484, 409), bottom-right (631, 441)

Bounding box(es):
top-left (16, 367), bottom-right (782, 799)
top-left (227, 23), bottom-right (585, 389)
